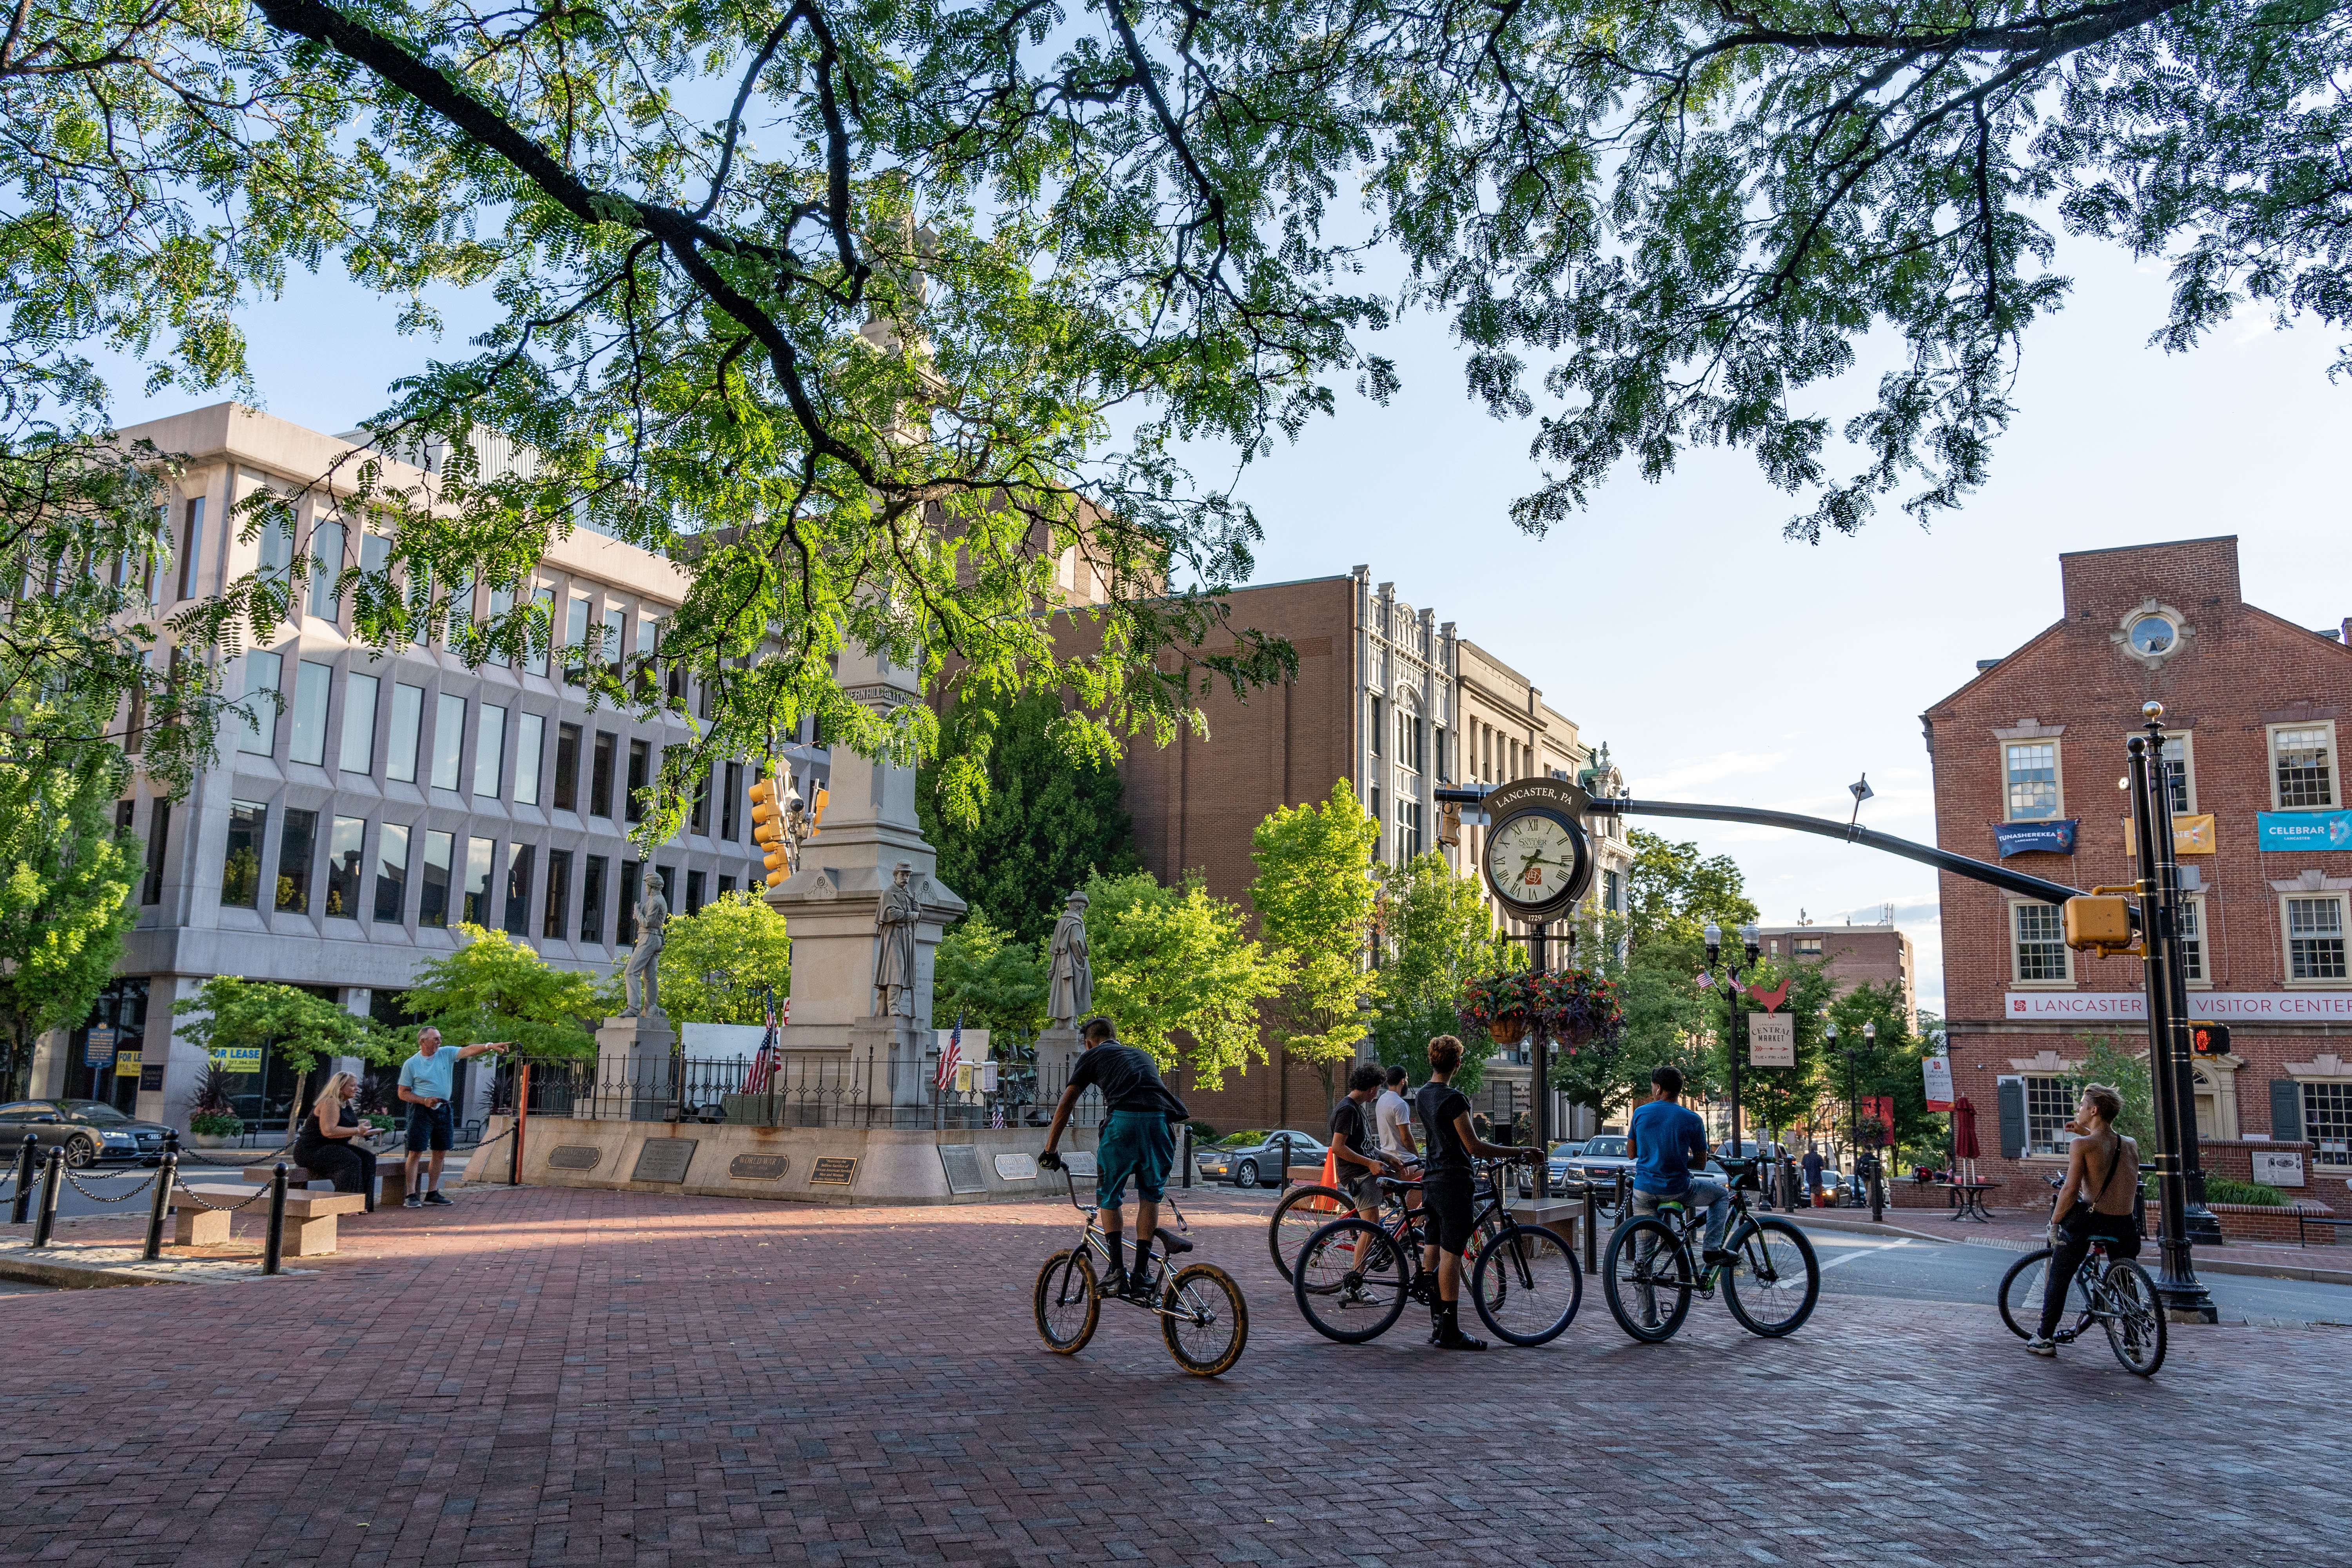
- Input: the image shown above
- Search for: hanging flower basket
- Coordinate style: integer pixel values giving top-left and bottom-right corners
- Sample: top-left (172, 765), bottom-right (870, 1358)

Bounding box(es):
top-left (1457, 969), bottom-right (1624, 1053)
top-left (1488, 1014), bottom-right (1530, 1047)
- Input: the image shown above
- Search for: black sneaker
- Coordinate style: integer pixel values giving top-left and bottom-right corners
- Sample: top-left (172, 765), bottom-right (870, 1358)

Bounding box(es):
top-left (1127, 1266), bottom-right (1158, 1302)
top-left (1436, 1325), bottom-right (1488, 1352)
top-left (423, 1191), bottom-right (455, 1207)
top-left (1098, 1265), bottom-right (1126, 1300)
top-left (403, 1193), bottom-right (422, 1209)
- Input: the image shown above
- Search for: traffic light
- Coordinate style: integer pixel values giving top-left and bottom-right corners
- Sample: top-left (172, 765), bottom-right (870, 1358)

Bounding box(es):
top-left (2191, 1022), bottom-right (2230, 1056)
top-left (750, 773), bottom-right (788, 887)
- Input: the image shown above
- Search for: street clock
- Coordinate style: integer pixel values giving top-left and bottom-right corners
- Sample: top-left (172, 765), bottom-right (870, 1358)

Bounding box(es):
top-left (1477, 777), bottom-right (1595, 922)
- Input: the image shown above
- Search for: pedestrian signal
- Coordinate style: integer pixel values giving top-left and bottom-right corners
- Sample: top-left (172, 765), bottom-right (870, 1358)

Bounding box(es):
top-left (2191, 1023), bottom-right (2230, 1056)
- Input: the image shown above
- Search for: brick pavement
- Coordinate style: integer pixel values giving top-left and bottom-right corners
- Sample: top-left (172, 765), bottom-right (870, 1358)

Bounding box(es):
top-left (0, 1184), bottom-right (2343, 1568)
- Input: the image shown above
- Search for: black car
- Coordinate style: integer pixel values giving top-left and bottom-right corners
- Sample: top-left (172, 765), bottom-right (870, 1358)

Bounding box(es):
top-left (0, 1100), bottom-right (174, 1168)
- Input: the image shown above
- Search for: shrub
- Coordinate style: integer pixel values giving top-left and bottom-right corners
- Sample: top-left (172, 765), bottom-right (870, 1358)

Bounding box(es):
top-left (2203, 1177), bottom-right (2287, 1207)
top-left (188, 1111), bottom-right (244, 1138)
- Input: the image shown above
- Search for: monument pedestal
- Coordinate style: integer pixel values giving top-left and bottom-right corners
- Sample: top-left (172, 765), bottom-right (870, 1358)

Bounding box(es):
top-left (1034, 1025), bottom-right (1083, 1101)
top-left (848, 1014), bottom-right (933, 1125)
top-left (599, 1014), bottom-right (677, 1122)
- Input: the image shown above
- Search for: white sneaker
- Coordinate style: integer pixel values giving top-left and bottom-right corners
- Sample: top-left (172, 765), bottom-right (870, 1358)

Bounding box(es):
top-left (2024, 1335), bottom-right (2057, 1357)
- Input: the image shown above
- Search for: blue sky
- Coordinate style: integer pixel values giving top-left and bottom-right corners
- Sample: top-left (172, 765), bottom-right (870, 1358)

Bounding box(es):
top-left (105, 228), bottom-right (2350, 1015)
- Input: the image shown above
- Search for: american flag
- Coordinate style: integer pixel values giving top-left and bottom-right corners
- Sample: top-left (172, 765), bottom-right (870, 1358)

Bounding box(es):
top-left (743, 1003), bottom-right (782, 1094)
top-left (935, 1015), bottom-right (962, 1092)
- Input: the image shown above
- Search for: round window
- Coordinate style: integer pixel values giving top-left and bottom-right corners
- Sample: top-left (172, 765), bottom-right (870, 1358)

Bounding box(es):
top-left (2128, 614), bottom-right (2175, 655)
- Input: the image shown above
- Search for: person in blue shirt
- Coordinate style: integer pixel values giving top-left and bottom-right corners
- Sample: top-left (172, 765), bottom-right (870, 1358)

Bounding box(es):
top-left (1625, 1064), bottom-right (1732, 1279)
top-left (397, 1027), bottom-right (510, 1208)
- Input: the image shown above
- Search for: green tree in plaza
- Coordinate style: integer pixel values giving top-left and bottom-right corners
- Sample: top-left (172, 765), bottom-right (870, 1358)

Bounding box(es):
top-left (1721, 962), bottom-right (1838, 1148)
top-left (916, 691), bottom-right (1142, 946)
top-left (1623, 831), bottom-right (1760, 951)
top-left (1249, 782), bottom-right (1382, 1106)
top-left (1815, 982), bottom-right (1938, 1163)
top-left (2063, 1033), bottom-right (2157, 1152)
top-left (397, 925), bottom-right (603, 1058)
top-left (1565, 915), bottom-right (1717, 1128)
top-left (656, 892), bottom-right (793, 1027)
top-left (172, 976), bottom-right (404, 1138)
top-left (1081, 869), bottom-right (1285, 1089)
top-left (0, 739), bottom-right (142, 1099)
top-left (930, 912), bottom-right (1049, 1042)
top-left (1368, 850), bottom-right (1519, 1092)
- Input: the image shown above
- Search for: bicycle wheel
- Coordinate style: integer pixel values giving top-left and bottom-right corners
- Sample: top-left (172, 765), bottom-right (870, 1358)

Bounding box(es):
top-left (1161, 1263), bottom-right (1249, 1376)
top-left (1293, 1217), bottom-right (1409, 1343)
top-left (1719, 1217), bottom-right (1820, 1338)
top-left (1997, 1247), bottom-right (2096, 1342)
top-left (1034, 1248), bottom-right (1099, 1354)
top-left (1269, 1184), bottom-right (1355, 1281)
top-left (2099, 1258), bottom-right (2166, 1377)
top-left (1470, 1223), bottom-right (1582, 1346)
top-left (1602, 1218), bottom-right (1692, 1343)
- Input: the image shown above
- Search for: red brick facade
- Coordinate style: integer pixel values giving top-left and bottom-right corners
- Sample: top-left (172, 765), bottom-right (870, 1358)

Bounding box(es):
top-left (1924, 537), bottom-right (2352, 1212)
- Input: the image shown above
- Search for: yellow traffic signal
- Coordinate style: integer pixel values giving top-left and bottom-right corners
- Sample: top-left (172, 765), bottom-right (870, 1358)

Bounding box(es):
top-left (754, 817), bottom-right (782, 846)
top-left (809, 787), bottom-right (828, 835)
top-left (751, 800), bottom-right (779, 825)
top-left (750, 776), bottom-right (776, 806)
top-left (763, 848), bottom-right (786, 871)
top-left (765, 867), bottom-right (786, 887)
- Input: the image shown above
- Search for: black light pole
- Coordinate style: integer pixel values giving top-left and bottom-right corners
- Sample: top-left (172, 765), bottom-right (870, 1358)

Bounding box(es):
top-left (1703, 920), bottom-right (1762, 1158)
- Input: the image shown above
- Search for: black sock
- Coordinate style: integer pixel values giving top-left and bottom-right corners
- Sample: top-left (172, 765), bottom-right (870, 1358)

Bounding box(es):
top-left (1106, 1234), bottom-right (1124, 1276)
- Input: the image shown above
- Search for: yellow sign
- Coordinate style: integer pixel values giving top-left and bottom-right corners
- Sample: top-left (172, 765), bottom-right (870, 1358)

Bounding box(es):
top-left (209, 1045), bottom-right (265, 1074)
top-left (2122, 815), bottom-right (2215, 856)
top-left (113, 1050), bottom-right (141, 1077)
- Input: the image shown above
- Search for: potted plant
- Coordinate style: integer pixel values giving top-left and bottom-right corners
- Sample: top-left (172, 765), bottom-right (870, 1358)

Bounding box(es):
top-left (1459, 970), bottom-right (1543, 1045)
top-left (1457, 968), bottom-right (1625, 1050)
top-left (187, 1061), bottom-right (244, 1147)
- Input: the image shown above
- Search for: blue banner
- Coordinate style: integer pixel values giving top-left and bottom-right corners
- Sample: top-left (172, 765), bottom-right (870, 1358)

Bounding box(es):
top-left (1993, 819), bottom-right (2077, 857)
top-left (2259, 808), bottom-right (2352, 852)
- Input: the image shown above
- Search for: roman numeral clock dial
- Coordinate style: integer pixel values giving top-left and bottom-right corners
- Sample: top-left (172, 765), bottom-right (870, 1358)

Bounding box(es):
top-left (1476, 785), bottom-right (1594, 922)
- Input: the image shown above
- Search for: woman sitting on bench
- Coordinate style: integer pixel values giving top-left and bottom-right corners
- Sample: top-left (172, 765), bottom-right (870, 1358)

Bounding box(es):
top-left (294, 1073), bottom-right (380, 1210)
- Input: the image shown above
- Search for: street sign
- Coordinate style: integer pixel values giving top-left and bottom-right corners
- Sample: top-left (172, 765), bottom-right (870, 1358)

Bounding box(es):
top-left (1923, 1054), bottom-right (1953, 1112)
top-left (1748, 1011), bottom-right (1795, 1067)
top-left (83, 1027), bottom-right (117, 1066)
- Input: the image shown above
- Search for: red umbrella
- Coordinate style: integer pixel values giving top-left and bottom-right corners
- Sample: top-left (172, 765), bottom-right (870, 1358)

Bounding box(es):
top-left (1951, 1094), bottom-right (1981, 1160)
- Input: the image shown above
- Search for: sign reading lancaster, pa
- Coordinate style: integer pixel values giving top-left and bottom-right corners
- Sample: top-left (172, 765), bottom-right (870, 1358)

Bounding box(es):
top-left (2006, 991), bottom-right (2352, 1021)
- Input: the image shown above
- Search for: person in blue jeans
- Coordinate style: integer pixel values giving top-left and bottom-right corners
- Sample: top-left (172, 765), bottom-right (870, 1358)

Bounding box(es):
top-left (397, 1028), bottom-right (510, 1208)
top-left (1626, 1064), bottom-right (1732, 1281)
top-left (1039, 1016), bottom-right (1190, 1300)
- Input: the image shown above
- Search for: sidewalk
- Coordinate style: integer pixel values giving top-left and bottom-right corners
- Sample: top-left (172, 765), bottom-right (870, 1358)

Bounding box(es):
top-left (1786, 1202), bottom-right (2352, 1285)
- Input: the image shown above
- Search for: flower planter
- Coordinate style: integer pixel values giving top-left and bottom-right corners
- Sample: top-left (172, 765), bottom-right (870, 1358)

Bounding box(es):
top-left (1489, 1016), bottom-right (1529, 1046)
top-left (189, 1133), bottom-right (237, 1149)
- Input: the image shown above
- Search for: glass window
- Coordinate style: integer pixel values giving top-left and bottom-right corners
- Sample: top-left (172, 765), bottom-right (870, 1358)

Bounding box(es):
top-left (474, 702), bottom-right (506, 797)
top-left (484, 585), bottom-right (513, 668)
top-left (375, 822), bottom-right (411, 922)
top-left (554, 723), bottom-right (581, 811)
top-left (543, 848), bottom-right (572, 941)
top-left (1394, 798), bottom-right (1421, 863)
top-left (2274, 724), bottom-right (2335, 809)
top-left (2014, 902), bottom-right (2069, 982)
top-left (722, 761), bottom-right (742, 841)
top-left (276, 807), bottom-right (317, 912)
top-left (618, 860), bottom-right (641, 944)
top-left (341, 672), bottom-right (379, 773)
top-left (1601, 869), bottom-right (1621, 913)
top-left (2003, 742), bottom-right (2059, 822)
top-left (141, 801), bottom-right (170, 905)
top-left (580, 854), bottom-right (608, 945)
top-left (2287, 896), bottom-right (2348, 981)
top-left (2025, 1076), bottom-right (2078, 1156)
top-left (257, 513), bottom-right (295, 606)
top-left (590, 731), bottom-right (616, 817)
top-left (235, 650), bottom-right (282, 756)
top-left (309, 519), bottom-right (345, 620)
top-left (2304, 1082), bottom-right (2352, 1167)
top-left (326, 816), bottom-right (364, 919)
top-left (690, 763), bottom-right (710, 835)
top-left (2161, 734), bottom-right (2193, 815)
top-left (626, 738), bottom-right (650, 823)
top-left (442, 575), bottom-right (473, 649)
top-left (387, 682), bottom-right (423, 782)
top-left (408, 565), bottom-right (433, 648)
top-left (1369, 695), bottom-right (1382, 756)
top-left (462, 835), bottom-right (495, 924)
top-left (602, 606), bottom-right (625, 679)
top-left (221, 800), bottom-right (265, 907)
top-left (418, 829), bottom-right (453, 927)
top-left (289, 660), bottom-right (332, 766)
top-left (2179, 896), bottom-right (2204, 982)
top-left (514, 713), bottom-right (544, 806)
top-left (361, 530), bottom-right (390, 578)
top-left (686, 868), bottom-right (706, 915)
top-left (2128, 614), bottom-right (2174, 656)
top-left (503, 842), bottom-right (533, 935)
top-left (719, 874), bottom-right (737, 898)
top-left (565, 595), bottom-right (591, 684)
top-left (524, 587), bottom-right (553, 676)
top-left (177, 497), bottom-right (205, 600)
top-left (431, 693), bottom-right (465, 790)
top-left (637, 614), bottom-right (660, 694)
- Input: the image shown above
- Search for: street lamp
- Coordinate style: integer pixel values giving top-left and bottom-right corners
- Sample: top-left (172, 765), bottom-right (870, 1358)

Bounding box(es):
top-left (1703, 920), bottom-right (1764, 1167)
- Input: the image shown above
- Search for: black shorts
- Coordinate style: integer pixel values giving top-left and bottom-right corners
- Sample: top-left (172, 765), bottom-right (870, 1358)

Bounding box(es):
top-left (405, 1101), bottom-right (454, 1152)
top-left (1421, 1172), bottom-right (1477, 1255)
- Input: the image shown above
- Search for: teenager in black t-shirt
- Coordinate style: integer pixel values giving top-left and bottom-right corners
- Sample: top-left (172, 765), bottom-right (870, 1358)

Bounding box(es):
top-left (1413, 1033), bottom-right (1537, 1350)
top-left (1042, 1016), bottom-right (1190, 1299)
top-left (1329, 1063), bottom-right (1400, 1221)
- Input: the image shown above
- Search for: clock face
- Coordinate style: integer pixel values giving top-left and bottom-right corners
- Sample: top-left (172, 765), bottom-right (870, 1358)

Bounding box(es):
top-left (1484, 809), bottom-right (1583, 911)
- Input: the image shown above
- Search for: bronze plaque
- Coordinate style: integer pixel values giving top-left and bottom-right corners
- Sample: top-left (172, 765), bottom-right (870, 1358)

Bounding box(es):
top-left (729, 1153), bottom-right (789, 1181)
top-left (630, 1138), bottom-right (697, 1183)
top-left (938, 1144), bottom-right (986, 1195)
top-left (547, 1145), bottom-right (601, 1171)
top-left (809, 1155), bottom-right (858, 1186)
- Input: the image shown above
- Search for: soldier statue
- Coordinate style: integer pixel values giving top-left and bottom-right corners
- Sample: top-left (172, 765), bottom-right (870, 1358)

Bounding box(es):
top-left (872, 861), bottom-right (920, 1017)
top-left (621, 870), bottom-right (669, 1017)
top-left (1046, 891), bottom-right (1092, 1026)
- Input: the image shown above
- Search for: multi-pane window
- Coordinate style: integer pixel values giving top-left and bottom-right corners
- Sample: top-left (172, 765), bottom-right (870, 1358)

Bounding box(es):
top-left (462, 836), bottom-right (495, 924)
top-left (2178, 896), bottom-right (2205, 982)
top-left (1601, 869), bottom-right (1621, 913)
top-left (2014, 902), bottom-right (2070, 982)
top-left (2287, 895), bottom-right (2348, 981)
top-left (276, 808), bottom-right (317, 913)
top-left (419, 830), bottom-right (454, 927)
top-left (341, 673), bottom-right (379, 773)
top-left (474, 703), bottom-right (507, 797)
top-left (387, 682), bottom-right (423, 781)
top-left (221, 800), bottom-right (266, 907)
top-left (1395, 799), bottom-right (1422, 863)
top-left (1395, 706), bottom-right (1421, 773)
top-left (431, 693), bottom-right (466, 790)
top-left (375, 823), bottom-right (411, 922)
top-left (2303, 1082), bottom-right (2352, 1165)
top-left (2273, 724), bottom-right (2335, 808)
top-left (2003, 742), bottom-right (2060, 821)
top-left (235, 650), bottom-right (282, 756)
top-left (2025, 1076), bottom-right (2078, 1156)
top-left (2160, 735), bottom-right (2194, 815)
top-left (326, 817), bottom-right (364, 919)
top-left (289, 661), bottom-right (332, 767)
top-left (308, 519), bottom-right (345, 620)
top-left (504, 842), bottom-right (533, 935)
top-left (543, 848), bottom-right (572, 941)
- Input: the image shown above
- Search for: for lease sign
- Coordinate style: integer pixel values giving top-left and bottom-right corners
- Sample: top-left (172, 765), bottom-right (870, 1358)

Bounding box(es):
top-left (2004, 991), bottom-right (2352, 1021)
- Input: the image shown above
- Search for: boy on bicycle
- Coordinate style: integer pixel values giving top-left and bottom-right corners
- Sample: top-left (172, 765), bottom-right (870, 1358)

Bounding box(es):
top-left (1414, 1034), bottom-right (1537, 1351)
top-left (1040, 1016), bottom-right (1190, 1300)
top-left (1626, 1064), bottom-right (1732, 1280)
top-left (1330, 1063), bottom-right (1403, 1222)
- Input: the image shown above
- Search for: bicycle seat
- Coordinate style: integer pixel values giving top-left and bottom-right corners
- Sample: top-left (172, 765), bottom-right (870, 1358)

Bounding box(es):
top-left (1651, 1200), bottom-right (1687, 1213)
top-left (1154, 1225), bottom-right (1194, 1256)
top-left (1378, 1176), bottom-right (1425, 1192)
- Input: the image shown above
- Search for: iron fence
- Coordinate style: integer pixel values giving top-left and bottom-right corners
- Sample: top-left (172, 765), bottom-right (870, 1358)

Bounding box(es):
top-left (500, 1050), bottom-right (1107, 1132)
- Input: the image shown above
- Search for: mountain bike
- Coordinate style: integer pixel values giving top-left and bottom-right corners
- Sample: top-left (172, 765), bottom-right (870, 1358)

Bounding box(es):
top-left (1996, 1237), bottom-right (2165, 1376)
top-left (1600, 1160), bottom-right (1820, 1342)
top-left (1031, 1149), bottom-right (1248, 1377)
top-left (1292, 1158), bottom-right (1581, 1347)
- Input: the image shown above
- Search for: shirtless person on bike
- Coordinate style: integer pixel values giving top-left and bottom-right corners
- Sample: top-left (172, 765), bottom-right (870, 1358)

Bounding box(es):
top-left (1330, 1064), bottom-right (1403, 1222)
top-left (1040, 1016), bottom-right (1190, 1300)
top-left (1415, 1034), bottom-right (1537, 1351)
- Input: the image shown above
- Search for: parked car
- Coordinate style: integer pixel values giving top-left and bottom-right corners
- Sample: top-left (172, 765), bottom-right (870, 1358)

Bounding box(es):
top-left (1515, 1141), bottom-right (1588, 1197)
top-left (0, 1100), bottom-right (173, 1168)
top-left (1566, 1133), bottom-right (1636, 1192)
top-left (1195, 1130), bottom-right (1327, 1188)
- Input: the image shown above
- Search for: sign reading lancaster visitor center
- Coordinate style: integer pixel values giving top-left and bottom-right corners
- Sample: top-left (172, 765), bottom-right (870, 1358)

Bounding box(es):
top-left (2005, 991), bottom-right (2352, 1021)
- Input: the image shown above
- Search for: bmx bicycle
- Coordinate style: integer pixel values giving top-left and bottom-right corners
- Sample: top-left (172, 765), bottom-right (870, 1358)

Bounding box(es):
top-left (1995, 1237), bottom-right (2165, 1376)
top-left (1600, 1158), bottom-right (1820, 1341)
top-left (1031, 1149), bottom-right (1248, 1377)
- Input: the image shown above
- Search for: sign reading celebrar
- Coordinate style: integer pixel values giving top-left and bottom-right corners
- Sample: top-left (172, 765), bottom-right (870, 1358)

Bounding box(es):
top-left (2258, 809), bottom-right (2352, 851)
top-left (2005, 991), bottom-right (2352, 1021)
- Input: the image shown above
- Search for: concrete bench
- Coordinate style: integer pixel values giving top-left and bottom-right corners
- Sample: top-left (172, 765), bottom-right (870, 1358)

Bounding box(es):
top-left (173, 1184), bottom-right (366, 1254)
top-left (240, 1164), bottom-right (408, 1206)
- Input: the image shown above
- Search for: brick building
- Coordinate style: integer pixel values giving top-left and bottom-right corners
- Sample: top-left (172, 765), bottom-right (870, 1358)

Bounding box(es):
top-left (1923, 536), bottom-right (2352, 1204)
top-left (1755, 922), bottom-right (1917, 1027)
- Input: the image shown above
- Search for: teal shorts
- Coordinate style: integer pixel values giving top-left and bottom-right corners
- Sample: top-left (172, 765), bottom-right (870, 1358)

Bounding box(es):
top-left (1094, 1109), bottom-right (1173, 1209)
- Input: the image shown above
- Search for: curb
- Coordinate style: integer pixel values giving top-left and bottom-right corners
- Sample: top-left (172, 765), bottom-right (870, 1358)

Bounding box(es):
top-left (0, 1253), bottom-right (185, 1291)
top-left (1786, 1211), bottom-right (2352, 1288)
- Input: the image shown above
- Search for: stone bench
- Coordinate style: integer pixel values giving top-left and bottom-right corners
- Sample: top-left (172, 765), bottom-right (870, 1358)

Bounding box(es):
top-left (173, 1184), bottom-right (366, 1254)
top-left (240, 1164), bottom-right (408, 1206)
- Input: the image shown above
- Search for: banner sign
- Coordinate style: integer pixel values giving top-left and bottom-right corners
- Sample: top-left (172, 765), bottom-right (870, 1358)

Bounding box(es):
top-left (2006, 991), bottom-right (2352, 1022)
top-left (82, 1026), bottom-right (117, 1067)
top-left (1922, 1054), bottom-right (1953, 1112)
top-left (1993, 819), bottom-right (2077, 857)
top-left (2123, 814), bottom-right (2217, 856)
top-left (209, 1044), bottom-right (265, 1074)
top-left (1747, 1011), bottom-right (1796, 1067)
top-left (113, 1050), bottom-right (141, 1077)
top-left (2258, 808), bottom-right (2352, 852)
top-left (1862, 1095), bottom-right (1896, 1143)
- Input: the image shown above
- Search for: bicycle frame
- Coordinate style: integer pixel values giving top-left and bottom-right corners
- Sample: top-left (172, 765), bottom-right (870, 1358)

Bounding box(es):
top-left (1055, 1164), bottom-right (1192, 1314)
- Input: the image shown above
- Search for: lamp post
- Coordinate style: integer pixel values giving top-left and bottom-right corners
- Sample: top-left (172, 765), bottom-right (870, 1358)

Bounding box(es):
top-left (1704, 920), bottom-right (1763, 1161)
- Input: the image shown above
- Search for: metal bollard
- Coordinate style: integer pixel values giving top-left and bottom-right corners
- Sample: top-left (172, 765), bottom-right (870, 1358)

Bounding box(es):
top-left (9, 1134), bottom-right (34, 1225)
top-left (1583, 1181), bottom-right (1597, 1276)
top-left (144, 1142), bottom-right (179, 1261)
top-left (1279, 1131), bottom-right (1292, 1192)
top-left (1181, 1125), bottom-right (1193, 1190)
top-left (31, 1147), bottom-right (64, 1247)
top-left (263, 1162), bottom-right (289, 1276)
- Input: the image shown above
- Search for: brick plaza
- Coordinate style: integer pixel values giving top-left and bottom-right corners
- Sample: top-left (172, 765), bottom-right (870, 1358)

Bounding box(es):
top-left (0, 1186), bottom-right (2341, 1568)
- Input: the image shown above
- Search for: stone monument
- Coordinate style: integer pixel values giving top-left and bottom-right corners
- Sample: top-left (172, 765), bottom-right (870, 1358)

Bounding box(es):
top-left (765, 641), bottom-right (965, 1117)
top-left (1034, 890), bottom-right (1092, 1091)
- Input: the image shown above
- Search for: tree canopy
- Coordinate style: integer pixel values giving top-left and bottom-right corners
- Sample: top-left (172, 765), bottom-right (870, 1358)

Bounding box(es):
top-left (1624, 830), bottom-right (1762, 951)
top-left (397, 924), bottom-right (603, 1054)
top-left (0, 735), bottom-right (141, 1097)
top-left (1367, 849), bottom-right (1517, 1091)
top-left (1249, 780), bottom-right (1380, 1094)
top-left (931, 912), bottom-right (1049, 1042)
top-left (1081, 868), bottom-right (1283, 1088)
top-left (657, 891), bottom-right (792, 1025)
